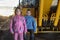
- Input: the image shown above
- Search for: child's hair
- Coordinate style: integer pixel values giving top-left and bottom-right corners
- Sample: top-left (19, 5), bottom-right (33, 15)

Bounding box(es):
top-left (27, 9), bottom-right (30, 11)
top-left (26, 9), bottom-right (31, 13)
top-left (15, 7), bottom-right (22, 15)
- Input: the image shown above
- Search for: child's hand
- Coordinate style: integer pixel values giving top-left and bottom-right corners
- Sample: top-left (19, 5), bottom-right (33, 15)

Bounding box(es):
top-left (11, 32), bottom-right (14, 34)
top-left (25, 32), bottom-right (26, 34)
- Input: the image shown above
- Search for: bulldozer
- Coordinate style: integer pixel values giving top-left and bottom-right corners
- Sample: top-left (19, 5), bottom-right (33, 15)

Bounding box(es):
top-left (19, 0), bottom-right (60, 33)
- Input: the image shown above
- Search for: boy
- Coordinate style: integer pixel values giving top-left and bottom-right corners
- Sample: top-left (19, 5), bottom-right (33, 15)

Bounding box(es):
top-left (25, 9), bottom-right (36, 40)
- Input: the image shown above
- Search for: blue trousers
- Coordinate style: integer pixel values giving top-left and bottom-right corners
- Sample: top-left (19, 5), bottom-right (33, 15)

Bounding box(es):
top-left (24, 29), bottom-right (34, 40)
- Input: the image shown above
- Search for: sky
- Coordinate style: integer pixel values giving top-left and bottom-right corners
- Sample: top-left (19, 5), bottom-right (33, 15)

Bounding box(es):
top-left (51, 0), bottom-right (58, 6)
top-left (0, 0), bottom-right (22, 16)
top-left (0, 0), bottom-right (19, 7)
top-left (0, 0), bottom-right (58, 16)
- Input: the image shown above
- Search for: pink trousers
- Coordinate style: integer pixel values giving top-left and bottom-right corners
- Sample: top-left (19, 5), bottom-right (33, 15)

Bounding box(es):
top-left (14, 33), bottom-right (23, 40)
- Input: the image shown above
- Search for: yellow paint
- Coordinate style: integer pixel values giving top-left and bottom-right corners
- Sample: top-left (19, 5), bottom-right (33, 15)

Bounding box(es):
top-left (22, 8), bottom-right (35, 16)
top-left (39, 0), bottom-right (52, 27)
top-left (54, 0), bottom-right (60, 26)
top-left (39, 0), bottom-right (44, 26)
top-left (43, 0), bottom-right (52, 14)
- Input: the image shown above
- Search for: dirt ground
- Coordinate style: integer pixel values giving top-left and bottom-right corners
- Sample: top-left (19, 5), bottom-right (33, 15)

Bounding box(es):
top-left (0, 30), bottom-right (60, 40)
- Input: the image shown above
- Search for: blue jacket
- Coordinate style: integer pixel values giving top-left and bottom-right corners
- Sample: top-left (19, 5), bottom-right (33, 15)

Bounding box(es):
top-left (25, 15), bottom-right (36, 32)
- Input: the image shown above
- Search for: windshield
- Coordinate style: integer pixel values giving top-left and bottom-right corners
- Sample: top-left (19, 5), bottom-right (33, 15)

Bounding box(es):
top-left (20, 0), bottom-right (36, 8)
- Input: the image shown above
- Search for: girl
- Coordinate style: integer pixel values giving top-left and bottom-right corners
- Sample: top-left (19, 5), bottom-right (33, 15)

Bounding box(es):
top-left (10, 7), bottom-right (27, 40)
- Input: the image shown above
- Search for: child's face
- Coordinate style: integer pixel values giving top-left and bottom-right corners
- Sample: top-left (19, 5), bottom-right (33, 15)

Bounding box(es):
top-left (16, 9), bottom-right (21, 15)
top-left (27, 11), bottom-right (31, 16)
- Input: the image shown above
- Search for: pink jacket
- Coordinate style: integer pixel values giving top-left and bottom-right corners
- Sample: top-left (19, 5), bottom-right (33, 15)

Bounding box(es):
top-left (10, 15), bottom-right (27, 33)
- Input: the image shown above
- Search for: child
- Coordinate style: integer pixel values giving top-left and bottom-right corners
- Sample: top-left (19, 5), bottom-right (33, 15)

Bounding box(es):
top-left (25, 9), bottom-right (36, 40)
top-left (9, 7), bottom-right (27, 40)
